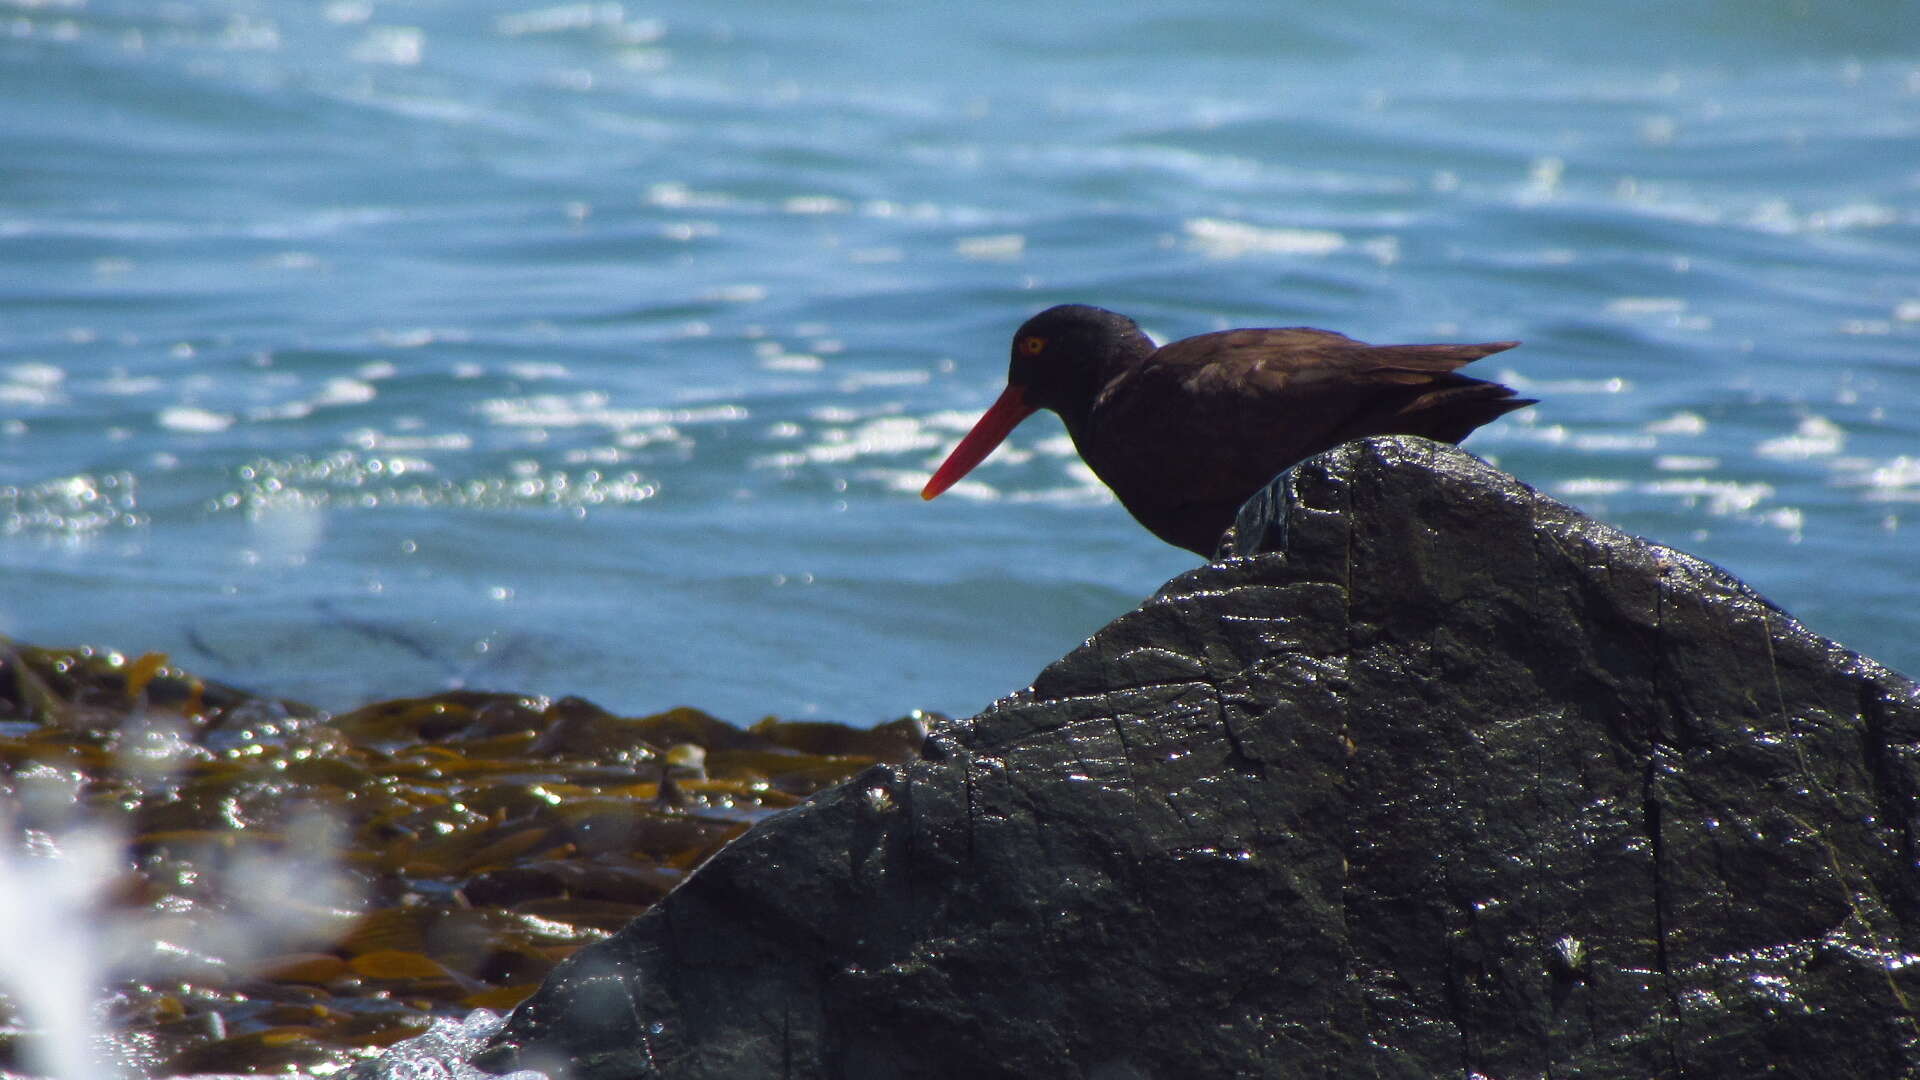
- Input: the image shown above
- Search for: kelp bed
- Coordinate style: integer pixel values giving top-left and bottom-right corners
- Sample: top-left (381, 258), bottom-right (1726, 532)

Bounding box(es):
top-left (0, 639), bottom-right (928, 1076)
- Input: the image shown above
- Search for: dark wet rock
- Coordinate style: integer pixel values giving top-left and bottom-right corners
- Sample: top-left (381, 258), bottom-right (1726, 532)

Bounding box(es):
top-left (477, 436), bottom-right (1920, 1080)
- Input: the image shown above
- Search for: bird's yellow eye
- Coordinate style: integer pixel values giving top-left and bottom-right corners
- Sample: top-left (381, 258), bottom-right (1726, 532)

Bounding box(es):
top-left (1019, 335), bottom-right (1046, 356)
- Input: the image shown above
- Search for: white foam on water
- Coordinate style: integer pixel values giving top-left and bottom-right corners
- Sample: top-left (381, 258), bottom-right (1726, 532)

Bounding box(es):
top-left (347, 1009), bottom-right (551, 1080)
top-left (1183, 218), bottom-right (1345, 258)
top-left (156, 406), bottom-right (236, 433)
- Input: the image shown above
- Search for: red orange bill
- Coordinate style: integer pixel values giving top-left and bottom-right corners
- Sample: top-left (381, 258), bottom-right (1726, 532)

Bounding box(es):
top-left (920, 385), bottom-right (1037, 500)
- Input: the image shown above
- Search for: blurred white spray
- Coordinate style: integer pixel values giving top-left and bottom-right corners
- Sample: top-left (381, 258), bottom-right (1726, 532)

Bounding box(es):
top-left (0, 709), bottom-right (360, 1079)
top-left (0, 800), bottom-right (125, 1080)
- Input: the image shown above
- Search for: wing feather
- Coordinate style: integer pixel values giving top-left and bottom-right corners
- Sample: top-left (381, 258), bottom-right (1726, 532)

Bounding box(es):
top-left (1081, 328), bottom-right (1526, 552)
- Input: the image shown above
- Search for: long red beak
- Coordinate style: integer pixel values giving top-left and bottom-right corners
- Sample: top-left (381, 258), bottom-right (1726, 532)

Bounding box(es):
top-left (921, 385), bottom-right (1038, 500)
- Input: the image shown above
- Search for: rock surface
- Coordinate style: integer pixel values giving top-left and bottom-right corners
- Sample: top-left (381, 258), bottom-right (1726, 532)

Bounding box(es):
top-left (478, 436), bottom-right (1920, 1079)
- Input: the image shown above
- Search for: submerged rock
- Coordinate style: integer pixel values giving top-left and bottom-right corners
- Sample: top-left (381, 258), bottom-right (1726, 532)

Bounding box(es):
top-left (479, 436), bottom-right (1920, 1079)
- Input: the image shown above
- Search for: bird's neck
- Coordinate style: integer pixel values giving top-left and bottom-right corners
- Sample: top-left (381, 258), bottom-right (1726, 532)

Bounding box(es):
top-left (1050, 327), bottom-right (1154, 437)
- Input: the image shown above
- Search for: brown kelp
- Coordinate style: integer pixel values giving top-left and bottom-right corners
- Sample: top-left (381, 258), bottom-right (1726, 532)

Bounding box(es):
top-left (0, 637), bottom-right (928, 1076)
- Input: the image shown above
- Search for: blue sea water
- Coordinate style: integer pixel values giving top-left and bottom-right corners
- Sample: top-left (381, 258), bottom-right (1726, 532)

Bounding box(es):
top-left (1, 0), bottom-right (1916, 725)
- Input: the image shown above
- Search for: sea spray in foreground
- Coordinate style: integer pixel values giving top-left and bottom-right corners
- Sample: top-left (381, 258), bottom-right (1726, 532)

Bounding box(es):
top-left (0, 813), bottom-right (127, 1080)
top-left (0, 809), bottom-right (361, 1080)
top-left (0, 701), bottom-right (360, 1079)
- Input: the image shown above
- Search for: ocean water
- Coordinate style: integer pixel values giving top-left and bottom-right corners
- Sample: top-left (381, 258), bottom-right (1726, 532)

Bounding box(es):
top-left (2, 0), bottom-right (1916, 725)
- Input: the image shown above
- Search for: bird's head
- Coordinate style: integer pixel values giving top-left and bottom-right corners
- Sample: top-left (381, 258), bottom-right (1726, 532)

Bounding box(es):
top-left (922, 305), bottom-right (1150, 501)
top-left (1005, 304), bottom-right (1155, 414)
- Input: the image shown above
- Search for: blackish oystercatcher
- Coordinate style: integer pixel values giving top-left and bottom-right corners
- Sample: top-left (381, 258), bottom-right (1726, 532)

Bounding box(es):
top-left (922, 304), bottom-right (1534, 555)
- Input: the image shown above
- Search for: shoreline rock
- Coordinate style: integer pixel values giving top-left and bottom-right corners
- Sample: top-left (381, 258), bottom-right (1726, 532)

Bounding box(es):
top-left (478, 436), bottom-right (1920, 1079)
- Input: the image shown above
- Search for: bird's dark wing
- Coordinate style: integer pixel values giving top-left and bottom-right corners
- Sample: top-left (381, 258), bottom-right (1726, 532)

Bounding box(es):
top-left (1083, 328), bottom-right (1528, 554)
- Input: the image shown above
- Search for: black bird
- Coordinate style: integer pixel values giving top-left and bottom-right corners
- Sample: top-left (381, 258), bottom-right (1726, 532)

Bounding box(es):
top-left (922, 304), bottom-right (1533, 555)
